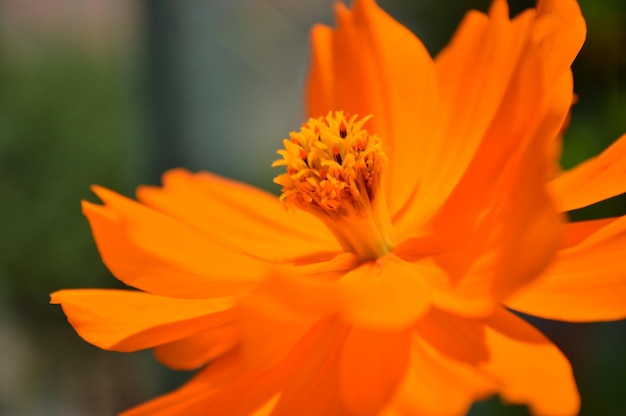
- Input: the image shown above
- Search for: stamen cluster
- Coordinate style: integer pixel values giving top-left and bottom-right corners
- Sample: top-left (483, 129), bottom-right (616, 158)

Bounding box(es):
top-left (273, 111), bottom-right (386, 219)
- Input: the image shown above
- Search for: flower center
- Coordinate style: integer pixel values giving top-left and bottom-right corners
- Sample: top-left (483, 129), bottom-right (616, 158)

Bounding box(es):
top-left (273, 111), bottom-right (393, 262)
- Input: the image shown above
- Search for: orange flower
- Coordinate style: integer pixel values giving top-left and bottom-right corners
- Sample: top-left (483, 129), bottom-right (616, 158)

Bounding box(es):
top-left (51, 0), bottom-right (626, 415)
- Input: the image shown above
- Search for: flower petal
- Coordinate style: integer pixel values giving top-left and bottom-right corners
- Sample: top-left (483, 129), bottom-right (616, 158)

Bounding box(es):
top-left (384, 339), bottom-right (494, 416)
top-left (238, 285), bottom-right (327, 369)
top-left (50, 289), bottom-right (236, 352)
top-left (489, 123), bottom-right (564, 301)
top-left (399, 6), bottom-right (566, 314)
top-left (414, 105), bottom-right (563, 317)
top-left (396, 0), bottom-right (584, 237)
top-left (307, 23), bottom-right (334, 122)
top-left (480, 308), bottom-right (579, 415)
top-left (380, 309), bottom-right (495, 416)
top-left (125, 319), bottom-right (350, 416)
top-left (535, 0), bottom-right (586, 85)
top-left (153, 323), bottom-right (242, 370)
top-left (403, 1), bottom-right (533, 228)
top-left (339, 255), bottom-right (431, 329)
top-left (339, 328), bottom-right (410, 416)
top-left (394, 241), bottom-right (498, 318)
top-left (391, 307), bottom-right (578, 416)
top-left (534, 0), bottom-right (585, 161)
top-left (83, 187), bottom-right (265, 298)
top-left (121, 351), bottom-right (247, 416)
top-left (232, 318), bottom-right (350, 416)
top-left (137, 169), bottom-right (341, 262)
top-left (237, 258), bottom-right (354, 368)
top-left (306, 0), bottom-right (439, 219)
top-left (550, 133), bottom-right (626, 212)
top-left (506, 216), bottom-right (626, 321)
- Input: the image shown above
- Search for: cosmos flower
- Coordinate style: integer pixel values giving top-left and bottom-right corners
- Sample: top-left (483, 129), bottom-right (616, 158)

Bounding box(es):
top-left (52, 0), bottom-right (626, 414)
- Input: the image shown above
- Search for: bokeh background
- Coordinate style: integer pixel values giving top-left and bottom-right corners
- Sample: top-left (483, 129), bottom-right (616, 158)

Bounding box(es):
top-left (0, 0), bottom-right (624, 414)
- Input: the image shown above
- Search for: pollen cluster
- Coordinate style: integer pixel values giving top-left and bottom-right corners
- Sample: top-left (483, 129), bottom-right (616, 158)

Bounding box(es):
top-left (273, 111), bottom-right (393, 261)
top-left (273, 111), bottom-right (386, 219)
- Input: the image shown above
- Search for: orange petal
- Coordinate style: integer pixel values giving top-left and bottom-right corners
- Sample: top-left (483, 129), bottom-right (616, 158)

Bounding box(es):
top-left (413, 19), bottom-right (563, 312)
top-left (230, 318), bottom-right (349, 416)
top-left (390, 307), bottom-right (579, 415)
top-left (559, 216), bottom-right (616, 248)
top-left (488, 121), bottom-right (564, 300)
top-left (236, 252), bottom-right (352, 363)
top-left (384, 344), bottom-right (492, 416)
top-left (306, 0), bottom-right (439, 219)
top-left (479, 308), bottom-right (579, 415)
top-left (401, 1), bottom-right (533, 230)
top-left (415, 308), bottom-right (489, 365)
top-left (83, 187), bottom-right (265, 298)
top-left (127, 319), bottom-right (349, 416)
top-left (153, 323), bottom-right (241, 370)
top-left (247, 271), bottom-right (342, 319)
top-left (339, 328), bottom-right (410, 416)
top-left (287, 251), bottom-right (358, 276)
top-left (339, 255), bottom-right (431, 329)
top-left (121, 350), bottom-right (246, 416)
top-left (533, 0), bottom-right (585, 163)
top-left (238, 288), bottom-right (323, 369)
top-left (397, 0), bottom-right (583, 236)
top-left (394, 241), bottom-right (498, 318)
top-left (418, 115), bottom-right (562, 316)
top-left (121, 373), bottom-right (212, 416)
top-left (535, 0), bottom-right (586, 86)
top-left (236, 255), bottom-right (359, 368)
top-left (137, 169), bottom-right (341, 262)
top-left (382, 313), bottom-right (495, 416)
top-left (307, 23), bottom-right (334, 122)
top-left (550, 133), bottom-right (626, 212)
top-left (50, 289), bottom-right (236, 352)
top-left (506, 216), bottom-right (626, 321)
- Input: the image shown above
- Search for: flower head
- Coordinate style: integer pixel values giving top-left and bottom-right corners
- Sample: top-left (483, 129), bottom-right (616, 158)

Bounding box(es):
top-left (52, 0), bottom-right (626, 415)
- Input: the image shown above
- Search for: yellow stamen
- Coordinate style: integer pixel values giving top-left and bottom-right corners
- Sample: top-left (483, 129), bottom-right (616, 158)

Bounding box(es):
top-left (273, 111), bottom-right (393, 262)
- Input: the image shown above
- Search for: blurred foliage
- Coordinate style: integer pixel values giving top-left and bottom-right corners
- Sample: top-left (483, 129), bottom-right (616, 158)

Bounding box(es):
top-left (0, 44), bottom-right (133, 319)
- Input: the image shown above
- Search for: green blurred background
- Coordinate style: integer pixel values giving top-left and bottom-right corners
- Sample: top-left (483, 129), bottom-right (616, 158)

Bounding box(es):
top-left (0, 0), bottom-right (624, 414)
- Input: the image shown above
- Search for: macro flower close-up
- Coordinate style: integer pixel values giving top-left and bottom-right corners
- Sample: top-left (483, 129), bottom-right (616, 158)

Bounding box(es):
top-left (51, 0), bottom-right (626, 415)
